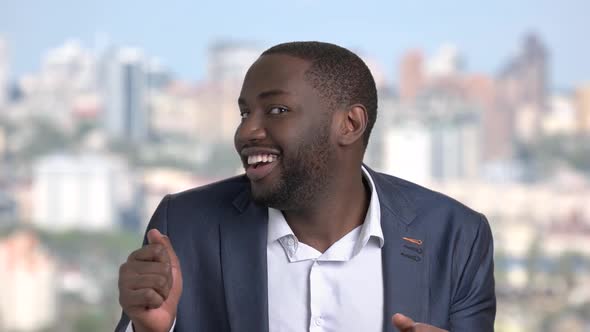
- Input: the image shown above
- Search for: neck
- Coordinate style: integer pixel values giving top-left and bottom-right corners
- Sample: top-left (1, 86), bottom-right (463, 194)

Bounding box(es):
top-left (282, 166), bottom-right (370, 253)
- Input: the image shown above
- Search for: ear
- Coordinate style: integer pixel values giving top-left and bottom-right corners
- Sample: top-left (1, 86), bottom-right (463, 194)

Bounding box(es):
top-left (335, 104), bottom-right (368, 147)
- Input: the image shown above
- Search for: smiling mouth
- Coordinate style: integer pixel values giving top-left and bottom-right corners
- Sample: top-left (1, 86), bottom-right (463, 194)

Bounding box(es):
top-left (245, 153), bottom-right (280, 181)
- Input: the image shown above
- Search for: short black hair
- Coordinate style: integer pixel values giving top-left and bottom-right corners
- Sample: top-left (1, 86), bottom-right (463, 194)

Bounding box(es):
top-left (262, 41), bottom-right (378, 147)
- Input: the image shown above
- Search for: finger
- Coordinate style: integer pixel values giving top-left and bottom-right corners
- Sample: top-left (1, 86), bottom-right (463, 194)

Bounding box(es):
top-left (147, 228), bottom-right (165, 245)
top-left (146, 229), bottom-right (179, 267)
top-left (120, 288), bottom-right (165, 310)
top-left (158, 234), bottom-right (180, 269)
top-left (121, 273), bottom-right (172, 300)
top-left (122, 260), bottom-right (171, 276)
top-left (128, 244), bottom-right (170, 263)
top-left (413, 323), bottom-right (448, 332)
top-left (392, 313), bottom-right (416, 331)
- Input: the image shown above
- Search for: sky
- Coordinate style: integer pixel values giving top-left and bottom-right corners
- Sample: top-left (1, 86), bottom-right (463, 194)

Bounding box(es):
top-left (0, 0), bottom-right (588, 89)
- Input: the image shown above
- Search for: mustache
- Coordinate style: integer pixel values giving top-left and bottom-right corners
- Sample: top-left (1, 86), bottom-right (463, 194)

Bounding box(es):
top-left (239, 143), bottom-right (282, 152)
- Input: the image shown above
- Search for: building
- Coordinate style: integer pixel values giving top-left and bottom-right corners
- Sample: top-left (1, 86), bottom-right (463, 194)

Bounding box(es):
top-left (398, 50), bottom-right (424, 103)
top-left (382, 105), bottom-right (482, 184)
top-left (0, 125), bottom-right (6, 160)
top-left (101, 48), bottom-right (149, 142)
top-left (41, 40), bottom-right (97, 94)
top-left (31, 153), bottom-right (135, 231)
top-left (382, 121), bottom-right (432, 185)
top-left (207, 41), bottom-right (261, 85)
top-left (7, 40), bottom-right (97, 126)
top-left (541, 94), bottom-right (577, 135)
top-left (0, 190), bottom-right (16, 226)
top-left (575, 84), bottom-right (590, 133)
top-left (431, 113), bottom-right (481, 181)
top-left (0, 36), bottom-right (8, 109)
top-left (499, 33), bottom-right (549, 113)
top-left (203, 41), bottom-right (262, 142)
top-left (426, 44), bottom-right (463, 79)
top-left (150, 82), bottom-right (224, 144)
top-left (0, 231), bottom-right (57, 331)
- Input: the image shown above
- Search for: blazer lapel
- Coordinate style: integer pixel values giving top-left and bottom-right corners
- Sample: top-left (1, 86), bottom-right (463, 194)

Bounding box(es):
top-left (220, 188), bottom-right (269, 332)
top-left (367, 168), bottom-right (430, 332)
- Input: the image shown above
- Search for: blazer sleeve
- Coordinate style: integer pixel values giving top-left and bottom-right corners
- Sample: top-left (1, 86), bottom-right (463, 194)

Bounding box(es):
top-left (114, 195), bottom-right (172, 332)
top-left (449, 213), bottom-right (496, 332)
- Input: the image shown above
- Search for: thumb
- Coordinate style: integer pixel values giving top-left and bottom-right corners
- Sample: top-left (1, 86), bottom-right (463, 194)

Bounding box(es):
top-left (147, 229), bottom-right (180, 267)
top-left (392, 313), bottom-right (416, 331)
top-left (147, 228), bottom-right (165, 245)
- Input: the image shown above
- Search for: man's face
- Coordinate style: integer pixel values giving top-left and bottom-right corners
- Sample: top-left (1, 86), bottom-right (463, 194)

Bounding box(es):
top-left (234, 54), bottom-right (335, 210)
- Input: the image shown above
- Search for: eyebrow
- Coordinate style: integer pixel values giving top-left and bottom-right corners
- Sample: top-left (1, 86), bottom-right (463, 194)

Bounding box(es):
top-left (238, 89), bottom-right (290, 105)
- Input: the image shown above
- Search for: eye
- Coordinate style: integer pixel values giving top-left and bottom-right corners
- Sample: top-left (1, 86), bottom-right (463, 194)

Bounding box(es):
top-left (268, 106), bottom-right (288, 115)
top-left (240, 111), bottom-right (249, 119)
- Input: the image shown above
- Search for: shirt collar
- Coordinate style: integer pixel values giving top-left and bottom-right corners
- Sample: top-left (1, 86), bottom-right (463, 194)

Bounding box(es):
top-left (354, 165), bottom-right (384, 254)
top-left (266, 166), bottom-right (384, 251)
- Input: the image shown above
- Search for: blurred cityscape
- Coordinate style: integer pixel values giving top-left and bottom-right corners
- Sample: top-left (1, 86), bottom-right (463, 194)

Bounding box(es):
top-left (0, 33), bottom-right (589, 332)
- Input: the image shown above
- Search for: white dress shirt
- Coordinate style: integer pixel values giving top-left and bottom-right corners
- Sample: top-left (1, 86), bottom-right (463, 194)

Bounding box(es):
top-left (267, 166), bottom-right (384, 331)
top-left (128, 167), bottom-right (384, 332)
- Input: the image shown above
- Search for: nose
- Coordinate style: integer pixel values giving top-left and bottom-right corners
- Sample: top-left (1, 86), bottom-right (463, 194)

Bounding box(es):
top-left (235, 112), bottom-right (267, 146)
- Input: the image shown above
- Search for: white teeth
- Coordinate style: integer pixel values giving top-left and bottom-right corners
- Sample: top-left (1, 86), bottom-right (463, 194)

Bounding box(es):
top-left (247, 154), bottom-right (278, 165)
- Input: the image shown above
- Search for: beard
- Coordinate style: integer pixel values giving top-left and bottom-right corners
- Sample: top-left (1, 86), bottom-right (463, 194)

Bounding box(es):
top-left (250, 121), bottom-right (334, 211)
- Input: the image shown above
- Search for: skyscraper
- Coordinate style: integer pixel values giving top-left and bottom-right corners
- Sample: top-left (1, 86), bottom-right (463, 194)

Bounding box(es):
top-left (500, 33), bottom-right (549, 113)
top-left (101, 48), bottom-right (148, 142)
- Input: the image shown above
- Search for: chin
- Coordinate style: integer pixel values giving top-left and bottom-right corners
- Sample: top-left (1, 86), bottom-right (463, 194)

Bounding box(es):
top-left (250, 186), bottom-right (289, 209)
top-left (250, 183), bottom-right (275, 204)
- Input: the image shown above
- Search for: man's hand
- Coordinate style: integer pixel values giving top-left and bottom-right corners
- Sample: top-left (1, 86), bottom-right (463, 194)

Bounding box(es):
top-left (118, 229), bottom-right (183, 332)
top-left (392, 313), bottom-right (448, 332)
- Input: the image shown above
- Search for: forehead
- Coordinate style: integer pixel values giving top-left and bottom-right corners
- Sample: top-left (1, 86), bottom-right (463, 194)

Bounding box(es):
top-left (240, 54), bottom-right (313, 98)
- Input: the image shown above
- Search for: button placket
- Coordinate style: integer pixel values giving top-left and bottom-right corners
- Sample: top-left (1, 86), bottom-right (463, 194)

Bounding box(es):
top-left (314, 316), bottom-right (323, 326)
top-left (309, 258), bottom-right (326, 331)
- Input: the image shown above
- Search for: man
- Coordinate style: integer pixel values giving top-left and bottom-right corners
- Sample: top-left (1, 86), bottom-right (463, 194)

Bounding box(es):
top-left (116, 41), bottom-right (495, 332)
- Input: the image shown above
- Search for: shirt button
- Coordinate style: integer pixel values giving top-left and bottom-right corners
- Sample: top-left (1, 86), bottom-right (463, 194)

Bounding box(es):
top-left (287, 237), bottom-right (295, 246)
top-left (314, 317), bottom-right (323, 326)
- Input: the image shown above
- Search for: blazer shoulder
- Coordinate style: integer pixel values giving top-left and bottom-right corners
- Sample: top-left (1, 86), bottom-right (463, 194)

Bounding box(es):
top-left (172, 174), bottom-right (248, 197)
top-left (167, 174), bottom-right (249, 209)
top-left (372, 171), bottom-right (487, 228)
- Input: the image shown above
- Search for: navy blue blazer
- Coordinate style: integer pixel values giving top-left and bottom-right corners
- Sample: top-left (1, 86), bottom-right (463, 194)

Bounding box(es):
top-left (115, 167), bottom-right (495, 332)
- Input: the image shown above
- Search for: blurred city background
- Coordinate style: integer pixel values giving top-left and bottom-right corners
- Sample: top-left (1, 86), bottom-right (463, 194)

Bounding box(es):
top-left (0, 1), bottom-right (589, 331)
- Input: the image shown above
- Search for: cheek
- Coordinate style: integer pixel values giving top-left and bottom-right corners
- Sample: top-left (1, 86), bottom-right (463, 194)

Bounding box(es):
top-left (266, 121), bottom-right (297, 145)
top-left (234, 121), bottom-right (250, 152)
top-left (233, 125), bottom-right (241, 151)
